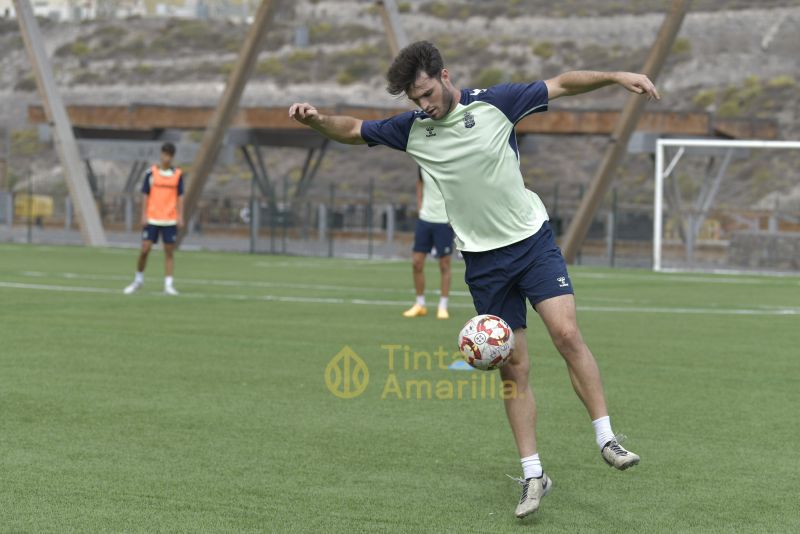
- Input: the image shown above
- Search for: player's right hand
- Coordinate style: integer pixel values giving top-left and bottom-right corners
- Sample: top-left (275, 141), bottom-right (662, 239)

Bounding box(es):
top-left (289, 103), bottom-right (320, 125)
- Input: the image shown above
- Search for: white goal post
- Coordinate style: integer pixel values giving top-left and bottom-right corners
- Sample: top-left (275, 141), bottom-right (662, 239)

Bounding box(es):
top-left (653, 138), bottom-right (800, 272)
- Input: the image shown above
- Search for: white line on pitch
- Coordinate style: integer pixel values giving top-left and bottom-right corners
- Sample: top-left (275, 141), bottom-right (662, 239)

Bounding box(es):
top-left (1, 281), bottom-right (798, 316)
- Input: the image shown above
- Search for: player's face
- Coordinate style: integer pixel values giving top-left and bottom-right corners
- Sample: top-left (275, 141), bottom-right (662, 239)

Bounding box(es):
top-left (160, 151), bottom-right (173, 168)
top-left (407, 70), bottom-right (454, 120)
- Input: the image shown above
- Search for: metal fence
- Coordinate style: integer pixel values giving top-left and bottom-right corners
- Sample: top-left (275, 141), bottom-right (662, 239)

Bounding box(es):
top-left (3, 180), bottom-right (799, 273)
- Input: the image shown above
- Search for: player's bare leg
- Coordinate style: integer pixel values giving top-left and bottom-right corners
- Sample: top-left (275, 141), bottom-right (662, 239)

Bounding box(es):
top-left (436, 254), bottom-right (451, 319)
top-left (163, 243), bottom-right (178, 296)
top-left (501, 329), bottom-right (552, 518)
top-left (535, 294), bottom-right (639, 469)
top-left (501, 329), bottom-right (537, 457)
top-left (403, 252), bottom-right (428, 317)
top-left (124, 240), bottom-right (152, 294)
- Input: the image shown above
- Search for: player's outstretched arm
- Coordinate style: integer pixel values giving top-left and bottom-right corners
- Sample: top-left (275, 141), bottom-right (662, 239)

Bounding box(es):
top-left (289, 103), bottom-right (366, 145)
top-left (544, 71), bottom-right (660, 101)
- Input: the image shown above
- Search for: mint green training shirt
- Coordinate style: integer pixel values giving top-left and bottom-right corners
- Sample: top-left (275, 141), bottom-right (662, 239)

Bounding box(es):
top-left (361, 81), bottom-right (550, 252)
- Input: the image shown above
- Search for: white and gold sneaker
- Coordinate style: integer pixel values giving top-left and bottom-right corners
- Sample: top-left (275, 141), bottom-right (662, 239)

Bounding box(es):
top-left (601, 436), bottom-right (640, 470)
top-left (510, 473), bottom-right (552, 519)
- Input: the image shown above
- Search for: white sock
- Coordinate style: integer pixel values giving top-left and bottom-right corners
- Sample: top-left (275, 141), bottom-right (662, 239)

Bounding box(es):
top-left (520, 453), bottom-right (542, 480)
top-left (134, 271), bottom-right (144, 284)
top-left (415, 295), bottom-right (425, 307)
top-left (592, 415), bottom-right (615, 449)
top-left (438, 296), bottom-right (448, 310)
top-left (165, 276), bottom-right (174, 288)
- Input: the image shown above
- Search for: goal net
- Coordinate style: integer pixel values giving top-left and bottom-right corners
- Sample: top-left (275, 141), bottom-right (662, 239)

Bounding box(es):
top-left (653, 138), bottom-right (800, 274)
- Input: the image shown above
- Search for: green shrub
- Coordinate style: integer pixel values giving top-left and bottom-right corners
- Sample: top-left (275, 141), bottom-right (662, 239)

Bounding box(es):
top-left (288, 49), bottom-right (315, 63)
top-left (532, 41), bottom-right (554, 59)
top-left (473, 67), bottom-right (504, 88)
top-left (255, 57), bottom-right (283, 77)
top-left (70, 39), bottom-right (91, 57)
top-left (717, 100), bottom-right (741, 118)
top-left (671, 37), bottom-right (691, 55)
top-left (337, 61), bottom-right (373, 85)
top-left (11, 130), bottom-right (42, 156)
top-left (14, 74), bottom-right (37, 92)
top-left (767, 75), bottom-right (795, 88)
top-left (134, 63), bottom-right (154, 76)
top-left (692, 89), bottom-right (716, 108)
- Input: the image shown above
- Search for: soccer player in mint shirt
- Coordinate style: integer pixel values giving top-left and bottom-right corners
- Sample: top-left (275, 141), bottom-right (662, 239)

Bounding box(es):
top-left (403, 167), bottom-right (455, 320)
top-left (289, 41), bottom-right (659, 519)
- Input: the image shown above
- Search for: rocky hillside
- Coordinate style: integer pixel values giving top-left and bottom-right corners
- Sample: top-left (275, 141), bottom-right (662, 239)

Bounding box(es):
top-left (1, 1), bottom-right (799, 211)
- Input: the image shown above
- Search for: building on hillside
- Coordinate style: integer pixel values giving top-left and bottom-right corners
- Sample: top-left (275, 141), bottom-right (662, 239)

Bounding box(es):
top-left (0, 0), bottom-right (253, 20)
top-left (0, 0), bottom-right (96, 20)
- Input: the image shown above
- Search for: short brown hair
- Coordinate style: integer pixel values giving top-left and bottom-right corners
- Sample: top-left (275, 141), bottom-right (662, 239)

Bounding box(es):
top-left (386, 41), bottom-right (444, 95)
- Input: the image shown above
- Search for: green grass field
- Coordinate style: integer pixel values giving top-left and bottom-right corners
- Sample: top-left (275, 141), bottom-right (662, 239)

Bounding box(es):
top-left (1, 243), bottom-right (798, 532)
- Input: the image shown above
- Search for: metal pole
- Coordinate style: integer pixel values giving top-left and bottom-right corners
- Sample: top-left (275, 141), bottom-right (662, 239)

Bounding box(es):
top-left (561, 0), bottom-right (691, 263)
top-left (27, 174), bottom-right (32, 243)
top-left (576, 184), bottom-right (584, 265)
top-left (653, 139), bottom-right (665, 271)
top-left (179, 0), bottom-right (277, 245)
top-left (14, 0), bottom-right (107, 246)
top-left (0, 127), bottom-right (7, 192)
top-left (124, 196), bottom-right (133, 232)
top-left (318, 203), bottom-right (326, 242)
top-left (386, 203), bottom-right (395, 244)
top-left (4, 194), bottom-right (12, 230)
top-left (249, 172), bottom-right (256, 254)
top-left (65, 197), bottom-right (72, 230)
top-left (376, 0), bottom-right (409, 57)
top-left (282, 173), bottom-right (288, 254)
top-left (608, 187), bottom-right (618, 267)
top-left (367, 177), bottom-right (374, 259)
top-left (328, 183), bottom-right (335, 258)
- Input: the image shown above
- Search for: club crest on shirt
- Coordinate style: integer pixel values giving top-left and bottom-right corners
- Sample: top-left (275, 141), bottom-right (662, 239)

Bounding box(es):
top-left (463, 111), bottom-right (475, 128)
top-left (425, 126), bottom-right (436, 137)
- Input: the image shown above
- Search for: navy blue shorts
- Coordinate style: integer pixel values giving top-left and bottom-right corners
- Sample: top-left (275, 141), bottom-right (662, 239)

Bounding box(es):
top-left (142, 224), bottom-right (177, 245)
top-left (413, 219), bottom-right (455, 257)
top-left (461, 222), bottom-right (574, 330)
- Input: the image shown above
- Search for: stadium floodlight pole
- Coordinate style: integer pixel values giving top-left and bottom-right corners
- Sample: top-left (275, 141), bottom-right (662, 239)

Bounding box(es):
top-left (561, 0), bottom-right (691, 263)
top-left (376, 0), bottom-right (409, 56)
top-left (13, 0), bottom-right (107, 246)
top-left (178, 0), bottom-right (278, 246)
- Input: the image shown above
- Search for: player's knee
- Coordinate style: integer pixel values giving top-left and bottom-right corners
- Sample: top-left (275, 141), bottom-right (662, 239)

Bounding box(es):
top-left (412, 258), bottom-right (424, 272)
top-left (439, 260), bottom-right (450, 275)
top-left (141, 243), bottom-right (152, 255)
top-left (552, 326), bottom-right (583, 354)
top-left (501, 356), bottom-right (530, 385)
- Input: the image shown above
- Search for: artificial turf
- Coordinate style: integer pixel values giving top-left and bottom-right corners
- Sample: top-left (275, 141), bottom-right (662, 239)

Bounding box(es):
top-left (1, 243), bottom-right (798, 532)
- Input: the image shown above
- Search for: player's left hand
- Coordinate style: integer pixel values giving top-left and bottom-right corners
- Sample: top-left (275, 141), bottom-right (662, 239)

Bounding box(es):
top-left (177, 217), bottom-right (185, 229)
top-left (616, 72), bottom-right (660, 100)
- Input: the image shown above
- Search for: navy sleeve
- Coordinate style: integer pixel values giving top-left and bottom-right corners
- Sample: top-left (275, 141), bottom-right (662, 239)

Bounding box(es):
top-left (360, 111), bottom-right (417, 151)
top-left (141, 170), bottom-right (152, 194)
top-left (177, 175), bottom-right (184, 196)
top-left (482, 81), bottom-right (548, 124)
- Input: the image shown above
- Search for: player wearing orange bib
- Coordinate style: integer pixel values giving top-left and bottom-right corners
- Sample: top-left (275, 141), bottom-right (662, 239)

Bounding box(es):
top-left (123, 143), bottom-right (185, 296)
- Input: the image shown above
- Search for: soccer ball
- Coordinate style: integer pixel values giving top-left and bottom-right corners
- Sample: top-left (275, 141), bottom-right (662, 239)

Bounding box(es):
top-left (457, 314), bottom-right (515, 370)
